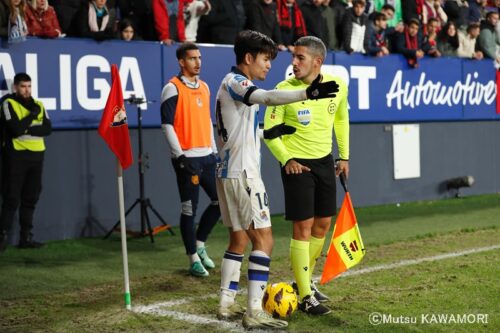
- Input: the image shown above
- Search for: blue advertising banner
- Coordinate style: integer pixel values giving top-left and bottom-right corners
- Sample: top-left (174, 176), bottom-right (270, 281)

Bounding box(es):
top-left (0, 37), bottom-right (163, 128)
top-left (333, 52), bottom-right (498, 122)
top-left (0, 38), bottom-right (498, 129)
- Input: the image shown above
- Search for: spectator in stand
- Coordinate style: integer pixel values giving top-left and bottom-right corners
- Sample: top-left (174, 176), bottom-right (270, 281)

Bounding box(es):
top-left (276, 0), bottom-right (307, 51)
top-left (444, 0), bottom-right (470, 29)
top-left (25, 0), bottom-right (62, 38)
top-left (321, 0), bottom-right (345, 50)
top-left (117, 17), bottom-right (138, 40)
top-left (457, 22), bottom-right (484, 58)
top-left (422, 0), bottom-right (448, 29)
top-left (367, 11), bottom-right (390, 56)
top-left (437, 20), bottom-right (459, 55)
top-left (468, 0), bottom-right (487, 23)
top-left (184, 0), bottom-right (210, 42)
top-left (49, 0), bottom-right (85, 36)
top-left (402, 0), bottom-right (423, 24)
top-left (8, 0), bottom-right (28, 43)
top-left (196, 0), bottom-right (245, 44)
top-left (71, 0), bottom-right (115, 40)
top-left (245, 0), bottom-right (286, 50)
top-left (477, 10), bottom-right (500, 62)
top-left (152, 0), bottom-right (185, 45)
top-left (423, 17), bottom-right (442, 56)
top-left (372, 0), bottom-right (402, 28)
top-left (1, 0), bottom-right (10, 38)
top-left (394, 18), bottom-right (427, 67)
top-left (301, 0), bottom-right (329, 46)
top-left (341, 0), bottom-right (369, 54)
top-left (116, 0), bottom-right (156, 41)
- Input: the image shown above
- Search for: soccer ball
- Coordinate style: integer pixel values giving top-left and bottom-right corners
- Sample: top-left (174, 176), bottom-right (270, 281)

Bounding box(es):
top-left (262, 282), bottom-right (298, 318)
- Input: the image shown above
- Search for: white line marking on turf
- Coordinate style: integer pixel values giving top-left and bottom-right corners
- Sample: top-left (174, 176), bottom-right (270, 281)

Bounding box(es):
top-left (133, 244), bottom-right (500, 332)
top-left (337, 244), bottom-right (500, 278)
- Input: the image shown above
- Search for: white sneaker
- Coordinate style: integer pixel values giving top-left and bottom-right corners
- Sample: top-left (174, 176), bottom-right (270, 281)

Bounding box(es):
top-left (242, 310), bottom-right (288, 329)
top-left (217, 302), bottom-right (246, 320)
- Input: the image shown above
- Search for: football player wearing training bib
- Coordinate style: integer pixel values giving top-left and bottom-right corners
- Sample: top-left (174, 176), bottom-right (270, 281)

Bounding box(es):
top-left (215, 30), bottom-right (339, 329)
top-left (161, 43), bottom-right (220, 278)
top-left (264, 36), bottom-right (350, 316)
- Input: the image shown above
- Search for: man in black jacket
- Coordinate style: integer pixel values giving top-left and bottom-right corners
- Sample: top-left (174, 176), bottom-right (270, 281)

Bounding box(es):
top-left (0, 73), bottom-right (52, 252)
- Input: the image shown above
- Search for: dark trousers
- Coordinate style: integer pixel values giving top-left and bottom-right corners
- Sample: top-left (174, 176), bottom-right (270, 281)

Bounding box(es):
top-left (172, 154), bottom-right (220, 255)
top-left (0, 151), bottom-right (44, 239)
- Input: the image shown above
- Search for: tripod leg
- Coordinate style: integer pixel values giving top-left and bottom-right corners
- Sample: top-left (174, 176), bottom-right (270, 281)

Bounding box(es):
top-left (103, 199), bottom-right (141, 240)
top-left (143, 208), bottom-right (155, 243)
top-left (146, 201), bottom-right (175, 235)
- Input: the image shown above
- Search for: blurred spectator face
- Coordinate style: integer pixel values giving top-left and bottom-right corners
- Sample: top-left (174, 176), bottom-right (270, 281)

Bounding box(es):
top-left (121, 26), bottom-right (134, 41)
top-left (487, 12), bottom-right (499, 26)
top-left (36, 0), bottom-right (46, 8)
top-left (427, 20), bottom-right (439, 35)
top-left (446, 23), bottom-right (456, 36)
top-left (286, 0), bottom-right (295, 4)
top-left (323, 0), bottom-right (331, 5)
top-left (408, 22), bottom-right (419, 37)
top-left (469, 26), bottom-right (480, 38)
top-left (262, 0), bottom-right (273, 4)
top-left (382, 8), bottom-right (394, 21)
top-left (12, 0), bottom-right (21, 6)
top-left (353, 3), bottom-right (365, 17)
top-left (180, 49), bottom-right (202, 77)
top-left (94, 0), bottom-right (107, 10)
top-left (312, 0), bottom-right (323, 6)
top-left (376, 17), bottom-right (387, 30)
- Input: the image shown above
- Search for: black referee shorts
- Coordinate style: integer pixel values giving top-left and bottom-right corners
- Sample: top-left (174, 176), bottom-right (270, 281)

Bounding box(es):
top-left (281, 154), bottom-right (337, 221)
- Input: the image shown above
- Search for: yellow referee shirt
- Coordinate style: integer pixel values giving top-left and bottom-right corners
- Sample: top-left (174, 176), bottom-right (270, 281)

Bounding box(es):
top-left (264, 73), bottom-right (349, 165)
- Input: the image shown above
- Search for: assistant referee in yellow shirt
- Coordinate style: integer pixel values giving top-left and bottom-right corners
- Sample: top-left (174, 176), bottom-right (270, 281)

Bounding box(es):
top-left (264, 36), bottom-right (349, 316)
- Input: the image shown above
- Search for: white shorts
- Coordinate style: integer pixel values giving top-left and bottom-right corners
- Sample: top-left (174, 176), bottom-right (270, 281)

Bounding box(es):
top-left (216, 174), bottom-right (271, 232)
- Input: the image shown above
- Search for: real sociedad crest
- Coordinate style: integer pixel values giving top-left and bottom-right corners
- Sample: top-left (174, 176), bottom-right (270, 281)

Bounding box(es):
top-left (297, 109), bottom-right (311, 125)
top-left (111, 105), bottom-right (127, 127)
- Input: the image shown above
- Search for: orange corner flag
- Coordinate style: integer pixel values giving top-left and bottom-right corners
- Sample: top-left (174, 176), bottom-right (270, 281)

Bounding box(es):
top-left (320, 177), bottom-right (365, 284)
top-left (98, 64), bottom-right (133, 169)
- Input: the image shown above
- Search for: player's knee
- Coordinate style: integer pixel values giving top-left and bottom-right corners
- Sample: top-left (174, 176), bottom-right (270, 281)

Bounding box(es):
top-left (181, 200), bottom-right (194, 216)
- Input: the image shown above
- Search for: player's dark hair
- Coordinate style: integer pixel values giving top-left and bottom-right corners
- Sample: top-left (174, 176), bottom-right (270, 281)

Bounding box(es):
top-left (176, 42), bottom-right (199, 60)
top-left (294, 36), bottom-right (327, 60)
top-left (14, 73), bottom-right (31, 85)
top-left (234, 30), bottom-right (277, 65)
top-left (466, 22), bottom-right (480, 33)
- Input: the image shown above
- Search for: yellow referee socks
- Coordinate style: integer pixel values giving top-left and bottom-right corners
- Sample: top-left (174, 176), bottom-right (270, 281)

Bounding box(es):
top-left (290, 239), bottom-right (311, 300)
top-left (309, 236), bottom-right (325, 281)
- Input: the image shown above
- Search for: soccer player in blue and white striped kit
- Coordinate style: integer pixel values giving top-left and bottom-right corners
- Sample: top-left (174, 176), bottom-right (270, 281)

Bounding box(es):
top-left (214, 30), bottom-right (339, 329)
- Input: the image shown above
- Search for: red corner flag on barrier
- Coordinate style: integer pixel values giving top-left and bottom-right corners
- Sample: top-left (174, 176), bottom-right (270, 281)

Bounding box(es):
top-left (320, 174), bottom-right (365, 284)
top-left (98, 64), bottom-right (133, 169)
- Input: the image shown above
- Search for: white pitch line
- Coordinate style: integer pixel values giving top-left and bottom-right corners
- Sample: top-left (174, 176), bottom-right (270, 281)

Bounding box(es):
top-left (133, 244), bottom-right (500, 331)
top-left (336, 244), bottom-right (500, 279)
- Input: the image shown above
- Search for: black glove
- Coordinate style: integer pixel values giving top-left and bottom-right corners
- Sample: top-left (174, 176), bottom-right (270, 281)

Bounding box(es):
top-left (29, 104), bottom-right (41, 118)
top-left (305, 74), bottom-right (340, 100)
top-left (263, 123), bottom-right (296, 139)
top-left (177, 155), bottom-right (197, 175)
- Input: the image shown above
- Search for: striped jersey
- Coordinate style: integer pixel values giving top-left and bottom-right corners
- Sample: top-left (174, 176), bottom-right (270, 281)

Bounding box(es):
top-left (215, 67), bottom-right (261, 179)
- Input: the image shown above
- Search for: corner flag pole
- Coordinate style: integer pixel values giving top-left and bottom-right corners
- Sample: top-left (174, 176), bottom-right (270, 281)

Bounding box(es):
top-left (117, 160), bottom-right (132, 310)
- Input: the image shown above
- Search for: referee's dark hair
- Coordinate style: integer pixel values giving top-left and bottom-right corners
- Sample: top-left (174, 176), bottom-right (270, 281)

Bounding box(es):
top-left (14, 73), bottom-right (31, 85)
top-left (234, 30), bottom-right (277, 65)
top-left (176, 42), bottom-right (199, 60)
